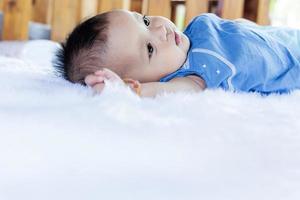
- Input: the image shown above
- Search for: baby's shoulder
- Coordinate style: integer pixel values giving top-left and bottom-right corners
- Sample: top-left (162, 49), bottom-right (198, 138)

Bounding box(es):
top-left (184, 13), bottom-right (222, 34)
top-left (187, 13), bottom-right (221, 26)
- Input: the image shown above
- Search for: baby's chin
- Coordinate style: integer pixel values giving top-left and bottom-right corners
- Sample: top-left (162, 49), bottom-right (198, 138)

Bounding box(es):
top-left (178, 32), bottom-right (190, 54)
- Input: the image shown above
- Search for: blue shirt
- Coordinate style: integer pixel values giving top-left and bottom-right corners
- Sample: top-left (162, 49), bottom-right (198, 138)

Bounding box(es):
top-left (160, 14), bottom-right (300, 94)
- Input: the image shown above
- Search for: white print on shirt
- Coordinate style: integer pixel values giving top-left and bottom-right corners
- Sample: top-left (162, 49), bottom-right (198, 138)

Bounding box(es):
top-left (192, 48), bottom-right (237, 91)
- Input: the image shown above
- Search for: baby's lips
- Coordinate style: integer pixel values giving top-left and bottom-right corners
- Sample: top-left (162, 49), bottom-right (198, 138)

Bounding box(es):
top-left (175, 31), bottom-right (181, 45)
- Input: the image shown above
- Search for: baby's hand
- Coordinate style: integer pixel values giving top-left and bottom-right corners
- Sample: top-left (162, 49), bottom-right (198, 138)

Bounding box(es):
top-left (84, 68), bottom-right (123, 93)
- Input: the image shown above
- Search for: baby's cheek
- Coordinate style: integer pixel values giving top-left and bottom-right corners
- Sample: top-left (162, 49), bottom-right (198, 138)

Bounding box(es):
top-left (175, 49), bottom-right (187, 64)
top-left (167, 53), bottom-right (185, 71)
top-left (181, 35), bottom-right (190, 52)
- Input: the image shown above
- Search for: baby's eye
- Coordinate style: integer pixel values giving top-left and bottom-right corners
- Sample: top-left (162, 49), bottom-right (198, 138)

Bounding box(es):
top-left (147, 43), bottom-right (154, 59)
top-left (143, 15), bottom-right (150, 26)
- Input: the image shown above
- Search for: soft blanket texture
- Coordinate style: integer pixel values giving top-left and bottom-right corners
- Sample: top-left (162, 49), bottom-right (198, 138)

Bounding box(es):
top-left (0, 41), bottom-right (300, 200)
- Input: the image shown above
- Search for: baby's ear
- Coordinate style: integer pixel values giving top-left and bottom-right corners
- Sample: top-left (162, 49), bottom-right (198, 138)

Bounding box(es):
top-left (84, 70), bottom-right (105, 87)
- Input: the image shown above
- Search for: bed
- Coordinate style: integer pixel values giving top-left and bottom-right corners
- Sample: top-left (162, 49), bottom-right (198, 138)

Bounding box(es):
top-left (0, 40), bottom-right (300, 200)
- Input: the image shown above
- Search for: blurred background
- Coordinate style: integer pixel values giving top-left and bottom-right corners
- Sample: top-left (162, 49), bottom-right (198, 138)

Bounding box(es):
top-left (0, 0), bottom-right (299, 42)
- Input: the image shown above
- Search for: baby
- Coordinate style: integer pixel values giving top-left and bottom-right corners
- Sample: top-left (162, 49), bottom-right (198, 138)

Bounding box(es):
top-left (55, 9), bottom-right (300, 97)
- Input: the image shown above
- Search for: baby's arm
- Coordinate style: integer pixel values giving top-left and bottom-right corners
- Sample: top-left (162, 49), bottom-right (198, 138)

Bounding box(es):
top-left (85, 68), bottom-right (206, 97)
top-left (140, 75), bottom-right (206, 97)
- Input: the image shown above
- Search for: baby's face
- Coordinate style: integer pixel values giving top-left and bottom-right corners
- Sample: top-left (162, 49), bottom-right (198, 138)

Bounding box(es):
top-left (106, 10), bottom-right (190, 82)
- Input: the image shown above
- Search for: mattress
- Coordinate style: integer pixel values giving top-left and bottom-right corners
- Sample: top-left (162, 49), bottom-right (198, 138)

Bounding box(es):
top-left (0, 40), bottom-right (299, 200)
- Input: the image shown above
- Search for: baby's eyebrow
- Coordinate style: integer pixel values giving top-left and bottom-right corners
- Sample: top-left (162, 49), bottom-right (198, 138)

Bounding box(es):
top-left (132, 12), bottom-right (139, 20)
top-left (132, 12), bottom-right (149, 64)
top-left (132, 12), bottom-right (144, 27)
top-left (138, 35), bottom-right (148, 65)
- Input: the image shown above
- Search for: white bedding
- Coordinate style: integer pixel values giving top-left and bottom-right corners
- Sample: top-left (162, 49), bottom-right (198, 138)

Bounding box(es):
top-left (0, 40), bottom-right (300, 200)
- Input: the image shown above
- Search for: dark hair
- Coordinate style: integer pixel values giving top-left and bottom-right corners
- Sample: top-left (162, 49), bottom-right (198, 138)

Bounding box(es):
top-left (54, 12), bottom-right (110, 84)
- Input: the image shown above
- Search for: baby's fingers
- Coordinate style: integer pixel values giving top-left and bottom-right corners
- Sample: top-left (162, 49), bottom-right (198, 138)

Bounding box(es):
top-left (92, 83), bottom-right (105, 93)
top-left (85, 73), bottom-right (105, 86)
top-left (100, 68), bottom-right (123, 82)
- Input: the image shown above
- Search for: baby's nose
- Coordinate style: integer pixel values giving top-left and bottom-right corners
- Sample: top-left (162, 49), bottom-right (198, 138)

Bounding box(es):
top-left (154, 25), bottom-right (167, 41)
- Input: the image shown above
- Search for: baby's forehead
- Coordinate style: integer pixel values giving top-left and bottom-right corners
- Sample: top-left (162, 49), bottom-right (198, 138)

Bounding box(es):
top-left (105, 37), bottom-right (141, 69)
top-left (106, 11), bottom-right (143, 65)
top-left (108, 10), bottom-right (134, 25)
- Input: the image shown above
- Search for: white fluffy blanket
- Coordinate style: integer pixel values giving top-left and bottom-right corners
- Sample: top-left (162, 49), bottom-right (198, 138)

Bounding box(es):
top-left (0, 41), bottom-right (300, 200)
